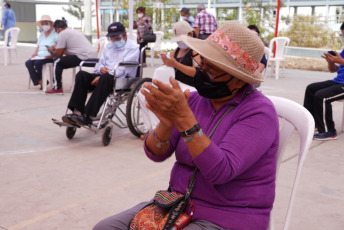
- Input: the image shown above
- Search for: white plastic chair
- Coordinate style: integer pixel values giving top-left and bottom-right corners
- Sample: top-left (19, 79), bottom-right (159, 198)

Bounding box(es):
top-left (27, 62), bottom-right (54, 91)
top-left (0, 27), bottom-right (20, 65)
top-left (267, 96), bottom-right (314, 230)
top-left (268, 37), bottom-right (290, 80)
top-left (336, 99), bottom-right (344, 132)
top-left (93, 37), bottom-right (107, 58)
top-left (149, 31), bottom-right (164, 66)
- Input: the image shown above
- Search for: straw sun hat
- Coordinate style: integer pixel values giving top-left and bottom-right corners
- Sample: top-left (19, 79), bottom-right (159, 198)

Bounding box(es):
top-left (36, 15), bottom-right (53, 26)
top-left (181, 21), bottom-right (265, 84)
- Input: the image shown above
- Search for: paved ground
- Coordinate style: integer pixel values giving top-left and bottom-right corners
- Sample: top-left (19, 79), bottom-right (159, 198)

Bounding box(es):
top-left (0, 43), bottom-right (343, 230)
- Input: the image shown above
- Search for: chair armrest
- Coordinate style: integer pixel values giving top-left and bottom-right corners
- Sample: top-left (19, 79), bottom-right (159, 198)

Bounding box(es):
top-left (80, 59), bottom-right (99, 68)
top-left (118, 61), bottom-right (140, 67)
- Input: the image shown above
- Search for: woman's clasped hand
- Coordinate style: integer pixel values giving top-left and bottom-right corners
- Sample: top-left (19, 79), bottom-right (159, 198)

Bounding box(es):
top-left (141, 77), bottom-right (192, 127)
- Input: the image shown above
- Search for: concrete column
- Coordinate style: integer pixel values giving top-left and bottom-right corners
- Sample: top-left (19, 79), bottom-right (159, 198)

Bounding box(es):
top-left (325, 4), bottom-right (329, 23)
top-left (161, 7), bottom-right (165, 31)
top-left (153, 10), bottom-right (156, 30)
top-left (128, 0), bottom-right (134, 40)
top-left (238, 6), bottom-right (242, 22)
top-left (115, 9), bottom-right (119, 22)
top-left (84, 0), bottom-right (92, 42)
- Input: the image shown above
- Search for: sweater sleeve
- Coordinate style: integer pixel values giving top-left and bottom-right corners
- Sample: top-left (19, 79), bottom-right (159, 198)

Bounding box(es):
top-left (144, 128), bottom-right (180, 162)
top-left (193, 98), bottom-right (279, 185)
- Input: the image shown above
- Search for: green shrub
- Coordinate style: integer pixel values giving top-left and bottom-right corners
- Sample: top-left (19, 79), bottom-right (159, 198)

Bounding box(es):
top-left (279, 15), bottom-right (342, 49)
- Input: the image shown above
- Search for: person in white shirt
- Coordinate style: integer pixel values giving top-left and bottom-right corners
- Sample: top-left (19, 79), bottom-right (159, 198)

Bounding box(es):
top-left (62, 22), bottom-right (140, 126)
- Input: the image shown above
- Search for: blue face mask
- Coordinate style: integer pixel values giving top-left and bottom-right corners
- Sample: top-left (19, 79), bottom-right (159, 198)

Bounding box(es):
top-left (112, 38), bottom-right (126, 48)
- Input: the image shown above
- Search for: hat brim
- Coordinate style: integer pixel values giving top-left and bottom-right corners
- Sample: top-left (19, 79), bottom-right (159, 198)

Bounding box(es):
top-left (172, 35), bottom-right (183, 42)
top-left (181, 35), bottom-right (264, 84)
top-left (106, 31), bottom-right (124, 37)
top-left (35, 20), bottom-right (53, 27)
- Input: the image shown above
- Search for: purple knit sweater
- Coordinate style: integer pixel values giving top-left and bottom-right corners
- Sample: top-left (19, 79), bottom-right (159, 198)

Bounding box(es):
top-left (144, 84), bottom-right (279, 230)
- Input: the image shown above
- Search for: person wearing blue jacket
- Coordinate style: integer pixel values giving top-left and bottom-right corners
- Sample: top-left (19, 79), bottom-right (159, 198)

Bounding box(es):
top-left (1, 2), bottom-right (16, 46)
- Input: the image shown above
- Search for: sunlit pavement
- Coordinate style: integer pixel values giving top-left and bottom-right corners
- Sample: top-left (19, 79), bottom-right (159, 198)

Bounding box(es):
top-left (0, 43), bottom-right (343, 230)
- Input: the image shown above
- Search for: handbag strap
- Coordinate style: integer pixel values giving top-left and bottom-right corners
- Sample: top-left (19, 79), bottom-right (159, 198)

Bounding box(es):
top-left (185, 87), bottom-right (255, 199)
top-left (164, 88), bottom-right (255, 230)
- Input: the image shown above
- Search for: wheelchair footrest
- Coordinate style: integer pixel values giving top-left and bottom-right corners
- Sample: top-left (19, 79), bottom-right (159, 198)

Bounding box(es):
top-left (52, 118), bottom-right (81, 128)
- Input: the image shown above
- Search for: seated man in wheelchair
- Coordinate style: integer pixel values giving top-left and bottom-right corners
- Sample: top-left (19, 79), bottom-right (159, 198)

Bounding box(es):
top-left (62, 22), bottom-right (140, 126)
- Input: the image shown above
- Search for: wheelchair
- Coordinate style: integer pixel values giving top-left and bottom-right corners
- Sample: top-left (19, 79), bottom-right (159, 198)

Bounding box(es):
top-left (52, 47), bottom-right (152, 146)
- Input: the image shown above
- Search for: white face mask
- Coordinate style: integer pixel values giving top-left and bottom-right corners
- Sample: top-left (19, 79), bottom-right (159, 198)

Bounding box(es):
top-left (177, 41), bottom-right (188, 50)
top-left (181, 16), bottom-right (188, 20)
top-left (138, 13), bottom-right (144, 18)
top-left (112, 38), bottom-right (126, 49)
top-left (42, 25), bottom-right (51, 32)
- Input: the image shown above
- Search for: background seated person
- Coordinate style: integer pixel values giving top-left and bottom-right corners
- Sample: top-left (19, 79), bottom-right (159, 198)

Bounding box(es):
top-left (61, 22), bottom-right (139, 126)
top-left (161, 20), bottom-right (199, 87)
top-left (304, 22), bottom-right (344, 140)
top-left (46, 20), bottom-right (97, 94)
top-left (93, 22), bottom-right (279, 230)
top-left (25, 15), bottom-right (57, 90)
top-left (247, 25), bottom-right (267, 72)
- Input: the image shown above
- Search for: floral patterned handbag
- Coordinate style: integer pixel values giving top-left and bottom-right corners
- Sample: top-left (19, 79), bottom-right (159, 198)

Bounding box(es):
top-left (129, 169), bottom-right (197, 230)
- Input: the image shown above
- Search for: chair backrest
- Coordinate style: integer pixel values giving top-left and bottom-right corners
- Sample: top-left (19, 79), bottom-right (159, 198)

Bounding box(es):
top-left (4, 27), bottom-right (20, 48)
top-left (269, 37), bottom-right (290, 59)
top-left (267, 96), bottom-right (314, 230)
top-left (93, 37), bottom-right (107, 58)
top-left (130, 32), bottom-right (138, 42)
top-left (262, 46), bottom-right (271, 78)
top-left (151, 31), bottom-right (164, 51)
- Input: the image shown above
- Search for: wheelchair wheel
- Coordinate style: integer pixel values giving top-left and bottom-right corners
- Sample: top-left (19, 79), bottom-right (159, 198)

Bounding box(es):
top-left (102, 125), bottom-right (112, 146)
top-left (66, 127), bottom-right (77, 139)
top-left (126, 77), bottom-right (152, 138)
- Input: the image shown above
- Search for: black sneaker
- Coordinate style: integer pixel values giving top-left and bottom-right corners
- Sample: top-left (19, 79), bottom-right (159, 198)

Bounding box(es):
top-left (71, 115), bottom-right (93, 126)
top-left (62, 114), bottom-right (78, 126)
top-left (313, 130), bottom-right (337, 140)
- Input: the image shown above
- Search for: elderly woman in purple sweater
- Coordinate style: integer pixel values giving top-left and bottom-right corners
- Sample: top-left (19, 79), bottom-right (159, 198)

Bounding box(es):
top-left (94, 22), bottom-right (279, 230)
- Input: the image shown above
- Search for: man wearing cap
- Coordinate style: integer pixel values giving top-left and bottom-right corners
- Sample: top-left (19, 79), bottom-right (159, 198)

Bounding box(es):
top-left (193, 4), bottom-right (217, 40)
top-left (61, 22), bottom-right (139, 126)
top-left (93, 22), bottom-right (279, 230)
top-left (1, 2), bottom-right (16, 46)
top-left (46, 20), bottom-right (97, 94)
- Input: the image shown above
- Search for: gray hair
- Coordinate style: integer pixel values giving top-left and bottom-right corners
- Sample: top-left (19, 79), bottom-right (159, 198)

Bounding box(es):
top-left (197, 4), bottom-right (205, 11)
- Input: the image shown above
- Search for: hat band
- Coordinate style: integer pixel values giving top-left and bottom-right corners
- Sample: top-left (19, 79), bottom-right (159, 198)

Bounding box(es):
top-left (208, 30), bottom-right (259, 73)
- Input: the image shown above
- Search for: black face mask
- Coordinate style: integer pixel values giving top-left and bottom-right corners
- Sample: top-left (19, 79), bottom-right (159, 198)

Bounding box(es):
top-left (193, 67), bottom-right (234, 99)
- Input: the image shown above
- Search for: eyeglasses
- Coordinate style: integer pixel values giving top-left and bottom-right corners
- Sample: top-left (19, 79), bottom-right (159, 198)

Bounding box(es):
top-left (192, 53), bottom-right (231, 81)
top-left (108, 34), bottom-right (123, 42)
